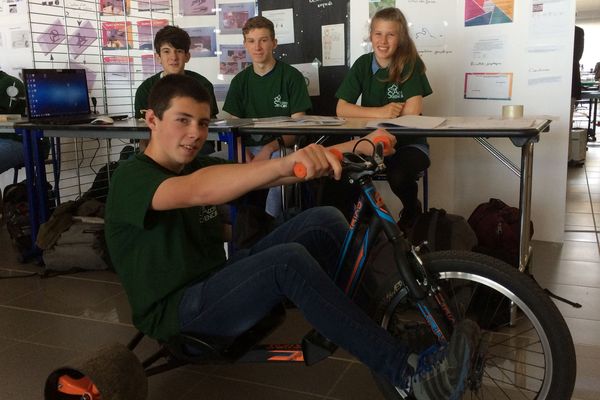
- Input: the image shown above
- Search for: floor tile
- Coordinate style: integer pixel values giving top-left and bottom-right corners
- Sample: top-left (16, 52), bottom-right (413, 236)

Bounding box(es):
top-left (0, 342), bottom-right (80, 400)
top-left (563, 231), bottom-right (598, 242)
top-left (564, 317), bottom-right (600, 347)
top-left (565, 212), bottom-right (596, 228)
top-left (3, 275), bottom-right (124, 318)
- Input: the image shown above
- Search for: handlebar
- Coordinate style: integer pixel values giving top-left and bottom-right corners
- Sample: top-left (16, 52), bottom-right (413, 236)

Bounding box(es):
top-left (293, 136), bottom-right (390, 179)
top-left (293, 148), bottom-right (343, 179)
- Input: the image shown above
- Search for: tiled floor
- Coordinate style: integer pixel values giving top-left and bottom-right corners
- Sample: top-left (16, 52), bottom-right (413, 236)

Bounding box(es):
top-left (2, 147), bottom-right (600, 399)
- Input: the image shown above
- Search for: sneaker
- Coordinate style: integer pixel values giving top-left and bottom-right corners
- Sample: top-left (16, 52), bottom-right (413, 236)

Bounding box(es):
top-left (398, 319), bottom-right (480, 400)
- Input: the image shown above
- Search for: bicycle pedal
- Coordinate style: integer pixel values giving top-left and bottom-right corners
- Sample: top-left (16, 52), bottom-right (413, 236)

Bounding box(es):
top-left (301, 329), bottom-right (338, 366)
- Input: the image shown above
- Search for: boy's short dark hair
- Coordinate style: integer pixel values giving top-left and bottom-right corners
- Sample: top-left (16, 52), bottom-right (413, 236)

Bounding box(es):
top-left (154, 25), bottom-right (191, 54)
top-left (242, 16), bottom-right (275, 40)
top-left (148, 74), bottom-right (211, 119)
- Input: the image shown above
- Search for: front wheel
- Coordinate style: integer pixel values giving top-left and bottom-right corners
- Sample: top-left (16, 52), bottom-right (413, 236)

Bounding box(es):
top-left (372, 250), bottom-right (576, 400)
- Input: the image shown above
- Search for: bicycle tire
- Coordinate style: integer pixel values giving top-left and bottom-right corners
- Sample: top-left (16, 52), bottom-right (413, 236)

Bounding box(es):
top-left (371, 250), bottom-right (576, 400)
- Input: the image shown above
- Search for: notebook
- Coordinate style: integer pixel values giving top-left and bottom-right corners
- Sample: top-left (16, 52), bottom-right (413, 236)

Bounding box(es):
top-left (22, 68), bottom-right (97, 125)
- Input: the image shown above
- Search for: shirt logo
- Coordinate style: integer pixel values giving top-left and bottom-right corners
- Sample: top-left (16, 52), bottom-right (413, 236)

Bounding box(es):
top-left (387, 84), bottom-right (403, 100)
top-left (198, 206), bottom-right (218, 223)
top-left (273, 94), bottom-right (288, 108)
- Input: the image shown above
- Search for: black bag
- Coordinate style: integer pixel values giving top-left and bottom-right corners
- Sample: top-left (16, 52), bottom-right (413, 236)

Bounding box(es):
top-left (82, 161), bottom-right (120, 202)
top-left (468, 198), bottom-right (533, 268)
top-left (408, 208), bottom-right (478, 252)
top-left (2, 181), bottom-right (31, 256)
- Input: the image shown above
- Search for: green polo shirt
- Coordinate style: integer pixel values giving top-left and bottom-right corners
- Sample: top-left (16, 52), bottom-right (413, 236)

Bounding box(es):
top-left (105, 153), bottom-right (230, 341)
top-left (134, 70), bottom-right (219, 119)
top-left (336, 53), bottom-right (432, 147)
top-left (223, 61), bottom-right (312, 146)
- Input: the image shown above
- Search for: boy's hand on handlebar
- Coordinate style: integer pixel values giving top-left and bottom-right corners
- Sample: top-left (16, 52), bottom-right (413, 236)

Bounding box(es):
top-left (289, 143), bottom-right (342, 181)
top-left (362, 129), bottom-right (397, 156)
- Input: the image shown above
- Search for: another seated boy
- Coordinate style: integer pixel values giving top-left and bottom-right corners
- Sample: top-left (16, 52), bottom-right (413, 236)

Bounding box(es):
top-left (134, 25), bottom-right (218, 154)
top-left (105, 73), bottom-right (478, 400)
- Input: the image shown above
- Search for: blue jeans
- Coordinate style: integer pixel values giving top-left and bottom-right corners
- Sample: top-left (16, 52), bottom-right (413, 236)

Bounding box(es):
top-left (179, 206), bottom-right (408, 386)
top-left (0, 138), bottom-right (24, 175)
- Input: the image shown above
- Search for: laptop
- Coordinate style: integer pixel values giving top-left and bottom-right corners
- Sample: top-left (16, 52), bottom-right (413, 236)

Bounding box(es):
top-left (22, 68), bottom-right (97, 125)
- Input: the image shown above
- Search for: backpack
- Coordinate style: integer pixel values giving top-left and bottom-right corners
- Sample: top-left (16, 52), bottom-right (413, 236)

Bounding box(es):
top-left (408, 208), bottom-right (478, 252)
top-left (2, 181), bottom-right (31, 256)
top-left (37, 199), bottom-right (110, 272)
top-left (467, 198), bottom-right (533, 268)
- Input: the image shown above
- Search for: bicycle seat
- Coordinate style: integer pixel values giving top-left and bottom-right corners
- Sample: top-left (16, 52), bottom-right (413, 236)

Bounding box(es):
top-left (148, 304), bottom-right (287, 372)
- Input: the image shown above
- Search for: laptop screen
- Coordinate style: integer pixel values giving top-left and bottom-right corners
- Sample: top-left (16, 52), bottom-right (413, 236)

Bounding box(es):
top-left (22, 69), bottom-right (91, 120)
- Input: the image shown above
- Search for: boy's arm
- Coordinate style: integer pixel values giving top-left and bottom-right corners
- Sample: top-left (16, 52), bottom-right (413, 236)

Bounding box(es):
top-left (150, 144), bottom-right (342, 211)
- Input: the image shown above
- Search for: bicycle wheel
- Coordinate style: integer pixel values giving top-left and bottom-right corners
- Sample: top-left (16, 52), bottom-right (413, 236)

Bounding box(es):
top-left (371, 250), bottom-right (576, 400)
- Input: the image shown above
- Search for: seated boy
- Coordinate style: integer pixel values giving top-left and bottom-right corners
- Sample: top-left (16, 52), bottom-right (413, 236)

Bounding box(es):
top-left (223, 16), bottom-right (312, 217)
top-left (105, 73), bottom-right (478, 399)
top-left (134, 25), bottom-right (218, 154)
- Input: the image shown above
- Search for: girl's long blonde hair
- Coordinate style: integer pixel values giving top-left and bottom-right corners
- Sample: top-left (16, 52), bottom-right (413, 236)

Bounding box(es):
top-left (370, 7), bottom-right (423, 84)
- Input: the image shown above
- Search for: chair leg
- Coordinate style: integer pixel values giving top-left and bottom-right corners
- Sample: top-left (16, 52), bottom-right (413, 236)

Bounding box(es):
top-left (13, 167), bottom-right (20, 185)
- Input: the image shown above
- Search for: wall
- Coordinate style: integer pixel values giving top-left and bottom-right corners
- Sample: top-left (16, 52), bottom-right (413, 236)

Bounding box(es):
top-left (349, 0), bottom-right (575, 243)
top-left (2, 0), bottom-right (577, 242)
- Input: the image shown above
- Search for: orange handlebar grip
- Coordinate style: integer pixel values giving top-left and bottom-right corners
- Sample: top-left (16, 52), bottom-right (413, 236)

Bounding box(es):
top-left (329, 148), bottom-right (343, 161)
top-left (293, 163), bottom-right (307, 178)
top-left (373, 136), bottom-right (392, 151)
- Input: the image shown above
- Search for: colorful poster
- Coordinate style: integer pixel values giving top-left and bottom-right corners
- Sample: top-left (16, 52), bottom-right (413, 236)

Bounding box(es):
top-left (219, 2), bottom-right (255, 34)
top-left (179, 0), bottom-right (215, 16)
top-left (184, 27), bottom-right (216, 57)
top-left (100, 0), bottom-right (130, 16)
top-left (137, 19), bottom-right (169, 50)
top-left (219, 44), bottom-right (251, 75)
top-left (464, 72), bottom-right (513, 100)
top-left (68, 20), bottom-right (97, 59)
top-left (465, 0), bottom-right (514, 27)
top-left (102, 21), bottom-right (133, 50)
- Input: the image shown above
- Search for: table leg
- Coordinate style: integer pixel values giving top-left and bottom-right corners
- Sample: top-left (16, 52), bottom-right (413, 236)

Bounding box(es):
top-left (518, 139), bottom-right (535, 272)
top-left (17, 127), bottom-right (41, 260)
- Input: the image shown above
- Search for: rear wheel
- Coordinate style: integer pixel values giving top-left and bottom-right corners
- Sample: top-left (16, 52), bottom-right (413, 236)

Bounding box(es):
top-left (372, 250), bottom-right (576, 400)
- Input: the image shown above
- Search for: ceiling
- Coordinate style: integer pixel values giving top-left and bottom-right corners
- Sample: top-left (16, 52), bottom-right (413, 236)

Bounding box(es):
top-left (577, 0), bottom-right (600, 20)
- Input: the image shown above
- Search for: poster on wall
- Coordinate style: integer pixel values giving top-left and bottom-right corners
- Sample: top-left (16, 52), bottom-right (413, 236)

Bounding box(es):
top-left (184, 27), bottom-right (216, 57)
top-left (219, 44), bottom-right (251, 75)
top-left (100, 0), bottom-right (130, 15)
top-left (322, 24), bottom-right (344, 67)
top-left (464, 72), bottom-right (513, 100)
top-left (102, 21), bottom-right (133, 50)
top-left (11, 28), bottom-right (30, 49)
top-left (103, 56), bottom-right (133, 86)
top-left (141, 53), bottom-right (162, 78)
top-left (261, 8), bottom-right (294, 45)
top-left (137, 19), bottom-right (169, 50)
top-left (6, 0), bottom-right (26, 15)
top-left (68, 20), bottom-right (97, 59)
top-left (65, 0), bottom-right (96, 12)
top-left (369, 0), bottom-right (395, 17)
top-left (138, 0), bottom-right (169, 12)
top-left (465, 0), bottom-right (514, 27)
top-left (292, 62), bottom-right (319, 96)
top-left (180, 0), bottom-right (215, 16)
top-left (219, 2), bottom-right (256, 34)
top-left (37, 19), bottom-right (65, 55)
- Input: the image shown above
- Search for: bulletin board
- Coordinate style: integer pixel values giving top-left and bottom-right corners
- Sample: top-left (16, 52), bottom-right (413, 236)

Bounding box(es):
top-left (257, 0), bottom-right (349, 116)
